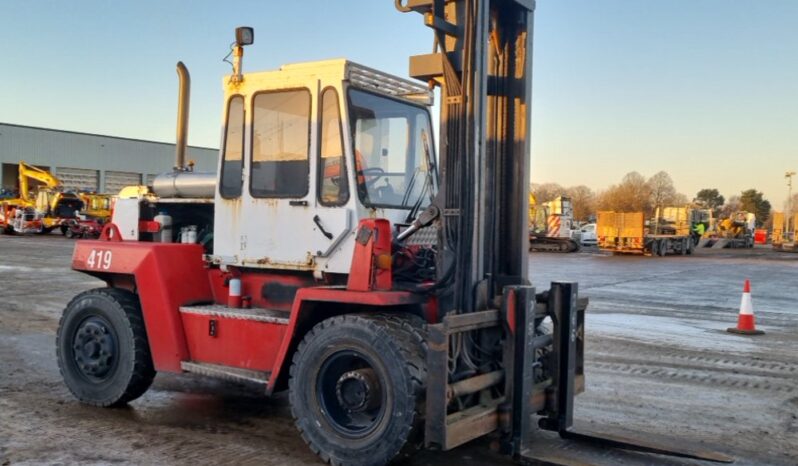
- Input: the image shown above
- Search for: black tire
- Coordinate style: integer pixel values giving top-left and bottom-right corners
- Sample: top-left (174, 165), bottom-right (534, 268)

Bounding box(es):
top-left (56, 288), bottom-right (155, 407)
top-left (289, 313), bottom-right (427, 466)
top-left (64, 228), bottom-right (75, 239)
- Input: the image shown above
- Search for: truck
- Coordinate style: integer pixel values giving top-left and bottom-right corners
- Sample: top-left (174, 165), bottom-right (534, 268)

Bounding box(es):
top-left (528, 194), bottom-right (580, 252)
top-left (597, 207), bottom-right (696, 256)
top-left (54, 3), bottom-right (729, 465)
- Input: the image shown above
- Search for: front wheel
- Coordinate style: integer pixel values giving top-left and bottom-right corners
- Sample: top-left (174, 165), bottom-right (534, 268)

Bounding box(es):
top-left (56, 288), bottom-right (155, 407)
top-left (289, 313), bottom-right (427, 466)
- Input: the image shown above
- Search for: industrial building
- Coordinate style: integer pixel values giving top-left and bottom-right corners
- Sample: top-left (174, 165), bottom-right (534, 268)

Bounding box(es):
top-left (0, 123), bottom-right (218, 194)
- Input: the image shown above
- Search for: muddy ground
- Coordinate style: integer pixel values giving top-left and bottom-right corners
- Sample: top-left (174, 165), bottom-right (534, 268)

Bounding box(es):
top-left (0, 235), bottom-right (796, 465)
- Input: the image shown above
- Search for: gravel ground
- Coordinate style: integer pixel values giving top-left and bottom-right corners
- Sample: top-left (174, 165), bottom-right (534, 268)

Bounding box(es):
top-left (0, 236), bottom-right (796, 465)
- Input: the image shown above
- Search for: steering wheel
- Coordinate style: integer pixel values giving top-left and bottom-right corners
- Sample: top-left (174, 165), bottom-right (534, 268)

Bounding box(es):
top-left (359, 167), bottom-right (386, 188)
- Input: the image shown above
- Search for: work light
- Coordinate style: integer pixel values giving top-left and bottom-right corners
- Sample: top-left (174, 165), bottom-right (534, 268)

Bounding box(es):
top-left (235, 27), bottom-right (254, 46)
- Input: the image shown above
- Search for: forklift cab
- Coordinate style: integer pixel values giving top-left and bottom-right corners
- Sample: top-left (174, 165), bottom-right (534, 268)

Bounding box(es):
top-left (211, 59), bottom-right (437, 276)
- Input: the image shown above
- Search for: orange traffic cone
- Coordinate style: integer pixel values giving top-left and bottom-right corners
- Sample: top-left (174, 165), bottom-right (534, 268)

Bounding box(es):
top-left (727, 279), bottom-right (764, 335)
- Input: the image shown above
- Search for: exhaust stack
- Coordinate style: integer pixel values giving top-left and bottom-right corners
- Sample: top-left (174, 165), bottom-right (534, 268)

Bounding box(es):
top-left (175, 61), bottom-right (190, 171)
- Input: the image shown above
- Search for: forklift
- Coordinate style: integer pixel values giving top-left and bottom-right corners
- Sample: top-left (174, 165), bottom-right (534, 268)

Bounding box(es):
top-left (56, 1), bottom-right (731, 464)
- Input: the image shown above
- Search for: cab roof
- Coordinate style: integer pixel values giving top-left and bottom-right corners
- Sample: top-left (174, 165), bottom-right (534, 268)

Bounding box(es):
top-left (229, 58), bottom-right (434, 106)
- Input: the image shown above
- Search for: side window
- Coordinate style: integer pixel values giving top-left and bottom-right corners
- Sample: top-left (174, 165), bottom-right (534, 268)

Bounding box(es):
top-left (251, 89), bottom-right (310, 198)
top-left (318, 88), bottom-right (349, 206)
top-left (220, 96), bottom-right (244, 198)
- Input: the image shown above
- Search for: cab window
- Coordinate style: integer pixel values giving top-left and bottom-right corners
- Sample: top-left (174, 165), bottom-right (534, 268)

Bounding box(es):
top-left (251, 89), bottom-right (311, 198)
top-left (347, 89), bottom-right (435, 209)
top-left (318, 88), bottom-right (348, 206)
top-left (220, 95), bottom-right (244, 198)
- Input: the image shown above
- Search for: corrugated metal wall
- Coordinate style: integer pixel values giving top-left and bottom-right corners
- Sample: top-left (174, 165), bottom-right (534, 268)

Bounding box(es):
top-left (0, 123), bottom-right (218, 193)
top-left (56, 167), bottom-right (100, 192)
top-left (105, 171), bottom-right (142, 194)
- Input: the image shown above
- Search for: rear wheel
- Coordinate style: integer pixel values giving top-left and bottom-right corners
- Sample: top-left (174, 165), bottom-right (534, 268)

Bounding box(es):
top-left (289, 313), bottom-right (427, 466)
top-left (658, 240), bottom-right (668, 256)
top-left (56, 288), bottom-right (155, 407)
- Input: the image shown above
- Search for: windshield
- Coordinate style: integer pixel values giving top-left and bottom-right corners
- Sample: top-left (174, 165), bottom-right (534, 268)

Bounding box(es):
top-left (347, 88), bottom-right (436, 210)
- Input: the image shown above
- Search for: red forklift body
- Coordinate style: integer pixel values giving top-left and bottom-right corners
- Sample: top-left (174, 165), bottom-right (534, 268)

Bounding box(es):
top-left (72, 240), bottom-right (211, 371)
top-left (72, 219), bottom-right (426, 392)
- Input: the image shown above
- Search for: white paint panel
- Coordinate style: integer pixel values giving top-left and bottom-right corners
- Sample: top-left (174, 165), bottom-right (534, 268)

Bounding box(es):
top-left (111, 198), bottom-right (141, 240)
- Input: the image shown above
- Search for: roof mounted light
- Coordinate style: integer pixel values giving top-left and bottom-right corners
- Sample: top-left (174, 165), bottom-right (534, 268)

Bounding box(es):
top-left (235, 27), bottom-right (254, 46)
top-left (229, 27), bottom-right (253, 85)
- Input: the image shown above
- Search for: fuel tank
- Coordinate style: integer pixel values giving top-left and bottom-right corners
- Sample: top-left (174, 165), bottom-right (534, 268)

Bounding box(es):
top-left (151, 171), bottom-right (216, 198)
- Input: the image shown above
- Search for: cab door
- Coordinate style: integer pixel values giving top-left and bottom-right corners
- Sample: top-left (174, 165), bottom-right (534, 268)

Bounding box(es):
top-left (311, 86), bottom-right (354, 268)
top-left (243, 81), bottom-right (355, 272)
top-left (241, 87), bottom-right (317, 268)
top-left (214, 81), bottom-right (354, 272)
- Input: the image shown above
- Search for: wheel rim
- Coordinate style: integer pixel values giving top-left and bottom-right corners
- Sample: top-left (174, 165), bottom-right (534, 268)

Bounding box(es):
top-left (72, 315), bottom-right (118, 382)
top-left (316, 350), bottom-right (387, 438)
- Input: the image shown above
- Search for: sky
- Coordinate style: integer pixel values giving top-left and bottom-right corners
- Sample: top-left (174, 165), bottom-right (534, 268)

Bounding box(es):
top-left (0, 1), bottom-right (796, 207)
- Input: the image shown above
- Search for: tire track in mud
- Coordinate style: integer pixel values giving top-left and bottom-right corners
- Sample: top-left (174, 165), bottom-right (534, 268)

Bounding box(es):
top-left (590, 361), bottom-right (796, 394)
top-left (579, 265), bottom-right (715, 292)
top-left (587, 346), bottom-right (798, 394)
top-left (0, 380), bottom-right (316, 466)
top-left (0, 328), bottom-right (313, 466)
top-left (577, 341), bottom-right (798, 466)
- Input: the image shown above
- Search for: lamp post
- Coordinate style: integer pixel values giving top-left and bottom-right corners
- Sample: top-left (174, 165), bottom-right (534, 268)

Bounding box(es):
top-left (787, 171), bottom-right (796, 240)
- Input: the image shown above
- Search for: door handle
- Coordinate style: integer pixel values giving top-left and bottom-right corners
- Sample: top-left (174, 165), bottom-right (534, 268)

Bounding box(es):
top-left (289, 200), bottom-right (308, 206)
top-left (313, 215), bottom-right (334, 240)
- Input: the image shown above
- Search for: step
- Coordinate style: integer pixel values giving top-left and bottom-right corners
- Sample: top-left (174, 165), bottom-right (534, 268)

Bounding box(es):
top-left (180, 361), bottom-right (270, 385)
top-left (180, 304), bottom-right (290, 325)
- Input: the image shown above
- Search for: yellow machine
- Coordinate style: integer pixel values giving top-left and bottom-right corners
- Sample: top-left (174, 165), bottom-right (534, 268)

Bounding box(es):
top-left (699, 211), bottom-right (755, 248)
top-left (0, 162), bottom-right (84, 234)
top-left (78, 192), bottom-right (112, 220)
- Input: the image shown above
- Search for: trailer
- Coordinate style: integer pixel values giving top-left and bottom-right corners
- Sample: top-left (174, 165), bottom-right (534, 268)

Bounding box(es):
top-left (772, 211), bottom-right (798, 252)
top-left (597, 210), bottom-right (695, 256)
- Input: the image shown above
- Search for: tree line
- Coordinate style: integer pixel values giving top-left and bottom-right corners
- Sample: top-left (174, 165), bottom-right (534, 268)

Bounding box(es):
top-left (531, 171), bottom-right (772, 226)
